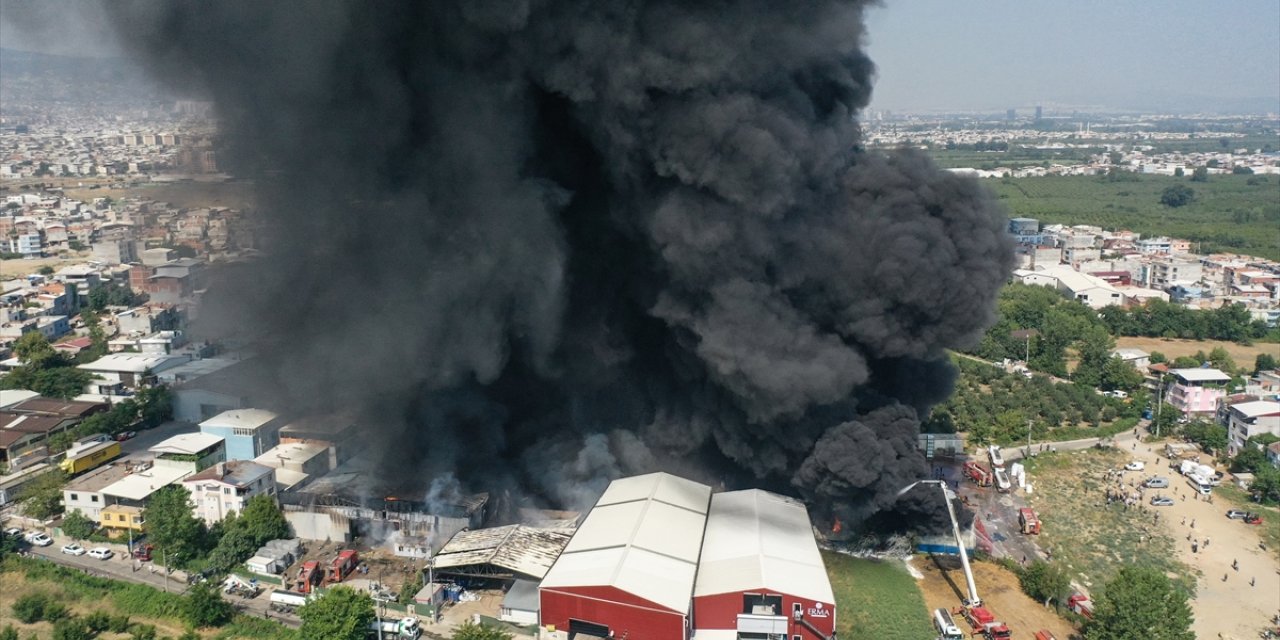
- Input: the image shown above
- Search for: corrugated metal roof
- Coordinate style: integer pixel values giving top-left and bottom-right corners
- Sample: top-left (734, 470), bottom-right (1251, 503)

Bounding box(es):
top-left (432, 524), bottom-right (572, 580)
top-left (541, 472), bottom-right (711, 614)
top-left (694, 489), bottom-right (834, 604)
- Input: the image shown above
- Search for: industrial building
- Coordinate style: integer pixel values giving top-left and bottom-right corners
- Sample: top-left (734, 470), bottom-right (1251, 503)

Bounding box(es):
top-left (692, 490), bottom-right (836, 640)
top-left (538, 473), bottom-right (837, 640)
top-left (432, 524), bottom-right (573, 584)
top-left (539, 472), bottom-right (713, 640)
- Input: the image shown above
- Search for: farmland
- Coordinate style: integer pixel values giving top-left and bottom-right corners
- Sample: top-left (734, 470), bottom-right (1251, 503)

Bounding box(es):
top-left (823, 551), bottom-right (935, 640)
top-left (987, 173), bottom-right (1280, 260)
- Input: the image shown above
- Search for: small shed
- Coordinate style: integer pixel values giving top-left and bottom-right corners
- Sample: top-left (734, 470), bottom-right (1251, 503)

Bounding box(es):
top-left (500, 579), bottom-right (539, 626)
top-left (246, 555), bottom-right (284, 575)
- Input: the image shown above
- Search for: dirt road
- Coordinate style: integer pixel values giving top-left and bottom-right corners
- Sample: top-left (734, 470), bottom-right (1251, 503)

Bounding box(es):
top-left (1121, 441), bottom-right (1279, 638)
top-left (915, 557), bottom-right (1075, 640)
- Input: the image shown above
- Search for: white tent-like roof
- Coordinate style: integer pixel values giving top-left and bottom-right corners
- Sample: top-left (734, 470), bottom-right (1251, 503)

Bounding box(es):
top-left (694, 489), bottom-right (835, 604)
top-left (540, 472), bottom-right (711, 614)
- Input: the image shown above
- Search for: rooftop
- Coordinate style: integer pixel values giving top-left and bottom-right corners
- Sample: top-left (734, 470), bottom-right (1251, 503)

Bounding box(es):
top-left (1230, 400), bottom-right (1280, 420)
top-left (0, 412), bottom-right (66, 435)
top-left (10, 397), bottom-right (107, 418)
top-left (540, 472), bottom-right (712, 615)
top-left (64, 463), bottom-right (132, 493)
top-left (694, 489), bottom-right (835, 604)
top-left (254, 442), bottom-right (327, 467)
top-left (200, 409), bottom-right (279, 432)
top-left (1171, 368), bottom-right (1232, 383)
top-left (0, 390), bottom-right (40, 409)
top-left (77, 353), bottom-right (189, 374)
top-left (150, 432), bottom-right (224, 456)
top-left (101, 465), bottom-right (192, 501)
top-left (433, 524), bottom-right (573, 581)
top-left (182, 460), bottom-right (274, 487)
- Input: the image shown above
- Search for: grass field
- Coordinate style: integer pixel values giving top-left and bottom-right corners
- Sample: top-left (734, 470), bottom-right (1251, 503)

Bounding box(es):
top-left (0, 557), bottom-right (294, 640)
top-left (1022, 449), bottom-right (1196, 595)
top-left (1114, 337), bottom-right (1280, 371)
top-left (823, 551), bottom-right (935, 640)
top-left (988, 173), bottom-right (1280, 260)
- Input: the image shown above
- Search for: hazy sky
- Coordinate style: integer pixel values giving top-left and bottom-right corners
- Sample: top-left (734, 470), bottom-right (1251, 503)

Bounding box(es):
top-left (864, 0), bottom-right (1280, 113)
top-left (3, 0), bottom-right (1278, 113)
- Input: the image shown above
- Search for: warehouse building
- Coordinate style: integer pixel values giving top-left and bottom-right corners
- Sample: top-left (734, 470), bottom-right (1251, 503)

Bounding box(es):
top-left (692, 489), bottom-right (836, 640)
top-left (539, 472), bottom-right (712, 640)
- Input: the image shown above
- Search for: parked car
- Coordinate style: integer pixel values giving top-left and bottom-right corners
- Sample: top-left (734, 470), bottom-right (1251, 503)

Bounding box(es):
top-left (1143, 477), bottom-right (1169, 489)
top-left (1150, 496), bottom-right (1175, 507)
top-left (1124, 461), bottom-right (1145, 471)
top-left (3, 527), bottom-right (22, 538)
top-left (1227, 510), bottom-right (1250, 519)
top-left (1244, 514), bottom-right (1264, 525)
top-left (26, 532), bottom-right (52, 547)
top-left (114, 431), bottom-right (137, 441)
top-left (87, 547), bottom-right (113, 560)
top-left (61, 543), bottom-right (86, 556)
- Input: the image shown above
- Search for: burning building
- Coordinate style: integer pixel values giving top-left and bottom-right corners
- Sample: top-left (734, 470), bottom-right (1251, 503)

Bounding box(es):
top-left (81, 0), bottom-right (1014, 527)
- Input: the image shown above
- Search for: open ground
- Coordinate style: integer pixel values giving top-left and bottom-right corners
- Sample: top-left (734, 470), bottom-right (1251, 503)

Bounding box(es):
top-left (1114, 336), bottom-right (1280, 370)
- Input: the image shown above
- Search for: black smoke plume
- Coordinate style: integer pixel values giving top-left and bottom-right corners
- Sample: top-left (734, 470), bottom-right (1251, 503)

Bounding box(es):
top-left (95, 0), bottom-right (1014, 526)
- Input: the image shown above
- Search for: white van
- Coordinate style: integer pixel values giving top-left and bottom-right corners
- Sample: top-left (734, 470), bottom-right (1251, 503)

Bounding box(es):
top-left (1186, 475), bottom-right (1212, 495)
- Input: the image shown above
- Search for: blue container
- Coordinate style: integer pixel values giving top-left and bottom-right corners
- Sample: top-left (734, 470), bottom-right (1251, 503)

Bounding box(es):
top-left (1142, 409), bottom-right (1153, 420)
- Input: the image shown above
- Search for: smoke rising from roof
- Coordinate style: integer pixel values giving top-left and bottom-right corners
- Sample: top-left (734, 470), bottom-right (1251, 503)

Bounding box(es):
top-left (98, 0), bottom-right (1013, 526)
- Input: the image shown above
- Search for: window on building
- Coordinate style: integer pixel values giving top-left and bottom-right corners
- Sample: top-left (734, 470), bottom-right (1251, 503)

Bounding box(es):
top-left (223, 487), bottom-right (231, 495)
top-left (91, 495), bottom-right (98, 503)
top-left (69, 493), bottom-right (79, 501)
top-left (233, 428), bottom-right (254, 437)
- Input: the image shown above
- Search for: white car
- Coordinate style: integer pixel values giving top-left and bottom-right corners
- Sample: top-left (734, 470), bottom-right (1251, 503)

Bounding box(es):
top-left (87, 547), bottom-right (113, 560)
top-left (4, 527), bottom-right (22, 537)
top-left (61, 543), bottom-right (87, 556)
top-left (25, 532), bottom-right (52, 547)
top-left (1124, 461), bottom-right (1145, 471)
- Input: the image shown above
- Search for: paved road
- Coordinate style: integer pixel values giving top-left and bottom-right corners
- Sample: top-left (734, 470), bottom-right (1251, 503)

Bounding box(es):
top-left (20, 534), bottom-right (299, 629)
top-left (26, 542), bottom-right (190, 594)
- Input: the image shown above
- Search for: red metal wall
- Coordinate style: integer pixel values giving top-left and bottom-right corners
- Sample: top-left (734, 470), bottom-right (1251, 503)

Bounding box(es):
top-left (540, 585), bottom-right (687, 640)
top-left (693, 591), bottom-right (836, 638)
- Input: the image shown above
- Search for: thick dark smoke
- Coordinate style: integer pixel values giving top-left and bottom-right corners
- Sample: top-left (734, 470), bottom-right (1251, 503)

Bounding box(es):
top-left (91, 1), bottom-right (1013, 526)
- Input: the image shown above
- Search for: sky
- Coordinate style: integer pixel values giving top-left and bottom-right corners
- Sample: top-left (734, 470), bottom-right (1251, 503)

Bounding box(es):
top-left (864, 0), bottom-right (1280, 113)
top-left (2, 0), bottom-right (1279, 114)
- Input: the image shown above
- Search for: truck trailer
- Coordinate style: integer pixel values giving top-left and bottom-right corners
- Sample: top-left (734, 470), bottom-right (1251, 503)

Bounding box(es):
top-left (933, 608), bottom-right (964, 640)
top-left (367, 617), bottom-right (421, 639)
top-left (59, 441), bottom-right (122, 476)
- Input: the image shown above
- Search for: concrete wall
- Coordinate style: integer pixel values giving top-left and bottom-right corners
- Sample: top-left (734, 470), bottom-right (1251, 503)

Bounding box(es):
top-left (285, 509), bottom-right (352, 543)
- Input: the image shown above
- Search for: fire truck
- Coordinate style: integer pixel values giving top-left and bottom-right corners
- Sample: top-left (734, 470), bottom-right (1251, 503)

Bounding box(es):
top-left (325, 549), bottom-right (360, 585)
top-left (1018, 508), bottom-right (1041, 535)
top-left (962, 607), bottom-right (1012, 640)
top-left (295, 561), bottom-right (323, 594)
top-left (963, 461), bottom-right (993, 487)
top-left (1067, 593), bottom-right (1094, 619)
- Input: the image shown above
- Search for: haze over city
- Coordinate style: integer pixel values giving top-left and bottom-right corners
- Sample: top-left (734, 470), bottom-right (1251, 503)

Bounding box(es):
top-left (0, 2), bottom-right (1277, 640)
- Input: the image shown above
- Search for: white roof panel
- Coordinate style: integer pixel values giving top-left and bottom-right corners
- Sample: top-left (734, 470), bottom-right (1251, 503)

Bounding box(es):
top-left (201, 409), bottom-right (278, 431)
top-left (694, 489), bottom-right (834, 604)
top-left (1232, 400), bottom-right (1280, 419)
top-left (541, 472), bottom-right (711, 614)
top-left (596, 471), bottom-right (711, 514)
top-left (1171, 368), bottom-right (1232, 383)
top-left (101, 465), bottom-right (192, 501)
top-left (150, 432), bottom-right (224, 455)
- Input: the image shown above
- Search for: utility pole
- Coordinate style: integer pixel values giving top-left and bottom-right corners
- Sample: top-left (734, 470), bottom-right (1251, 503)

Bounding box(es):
top-left (1155, 376), bottom-right (1164, 438)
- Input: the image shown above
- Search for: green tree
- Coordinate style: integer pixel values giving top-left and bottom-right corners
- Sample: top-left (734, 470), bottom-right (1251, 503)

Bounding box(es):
top-left (1072, 326), bottom-right (1115, 387)
top-left (1189, 166), bottom-right (1209, 182)
top-left (51, 618), bottom-right (91, 640)
top-left (0, 624), bottom-right (16, 640)
top-left (183, 582), bottom-right (233, 628)
top-left (1231, 443), bottom-right (1267, 473)
top-left (1148, 351), bottom-right (1166, 364)
top-left (61, 510), bottom-right (96, 540)
top-left (453, 621), bottom-right (515, 640)
top-left (1085, 565), bottom-right (1193, 640)
top-left (1206, 347), bottom-right (1236, 374)
top-left (79, 310), bottom-right (109, 362)
top-left (207, 495), bottom-right (290, 571)
top-left (136, 385), bottom-right (173, 427)
top-left (1017, 561), bottom-right (1071, 606)
top-left (142, 486), bottom-right (208, 565)
top-left (1250, 465), bottom-right (1280, 504)
top-left (297, 586), bottom-right (375, 640)
top-left (1256, 353), bottom-right (1278, 373)
top-left (1159, 184), bottom-right (1195, 208)
top-left (11, 594), bottom-right (50, 623)
top-left (1100, 357), bottom-right (1143, 391)
top-left (1180, 421), bottom-right (1227, 454)
top-left (19, 469), bottom-right (68, 520)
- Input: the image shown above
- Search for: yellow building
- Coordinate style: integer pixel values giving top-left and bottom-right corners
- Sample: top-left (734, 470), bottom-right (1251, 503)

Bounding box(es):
top-left (99, 504), bottom-right (145, 532)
